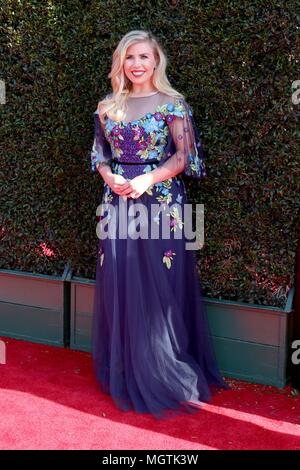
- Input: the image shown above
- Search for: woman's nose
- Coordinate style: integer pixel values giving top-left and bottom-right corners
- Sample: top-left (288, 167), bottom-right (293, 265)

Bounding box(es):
top-left (133, 60), bottom-right (141, 67)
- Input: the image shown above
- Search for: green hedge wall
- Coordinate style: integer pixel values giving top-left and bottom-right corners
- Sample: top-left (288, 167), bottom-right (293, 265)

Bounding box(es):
top-left (1, 0), bottom-right (299, 308)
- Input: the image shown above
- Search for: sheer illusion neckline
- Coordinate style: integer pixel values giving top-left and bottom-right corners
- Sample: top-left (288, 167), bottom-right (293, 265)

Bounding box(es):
top-left (106, 97), bottom-right (181, 126)
top-left (128, 91), bottom-right (159, 98)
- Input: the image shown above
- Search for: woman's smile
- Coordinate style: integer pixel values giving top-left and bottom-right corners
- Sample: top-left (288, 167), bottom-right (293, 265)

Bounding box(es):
top-left (131, 71), bottom-right (145, 77)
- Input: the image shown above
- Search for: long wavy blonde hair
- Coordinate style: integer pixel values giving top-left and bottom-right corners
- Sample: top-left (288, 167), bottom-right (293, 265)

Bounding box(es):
top-left (97, 30), bottom-right (184, 124)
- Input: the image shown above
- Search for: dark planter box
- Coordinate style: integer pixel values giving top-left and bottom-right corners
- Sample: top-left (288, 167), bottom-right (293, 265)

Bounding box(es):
top-left (0, 264), bottom-right (70, 347)
top-left (66, 268), bottom-right (94, 352)
top-left (206, 287), bottom-right (295, 388)
top-left (67, 264), bottom-right (294, 388)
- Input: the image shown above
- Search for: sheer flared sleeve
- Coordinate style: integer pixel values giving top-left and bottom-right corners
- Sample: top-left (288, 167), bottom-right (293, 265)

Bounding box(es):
top-left (159, 98), bottom-right (207, 180)
top-left (90, 108), bottom-right (113, 173)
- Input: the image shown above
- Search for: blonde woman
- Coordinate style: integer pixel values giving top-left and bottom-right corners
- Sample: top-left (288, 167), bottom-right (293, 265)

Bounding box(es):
top-left (91, 30), bottom-right (229, 420)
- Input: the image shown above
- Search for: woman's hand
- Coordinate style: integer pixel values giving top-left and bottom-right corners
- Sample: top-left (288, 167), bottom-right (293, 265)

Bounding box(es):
top-left (106, 174), bottom-right (131, 197)
top-left (114, 174), bottom-right (153, 199)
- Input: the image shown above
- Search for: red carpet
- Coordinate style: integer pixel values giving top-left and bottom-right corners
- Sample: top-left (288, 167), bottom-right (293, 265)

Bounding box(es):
top-left (0, 336), bottom-right (300, 450)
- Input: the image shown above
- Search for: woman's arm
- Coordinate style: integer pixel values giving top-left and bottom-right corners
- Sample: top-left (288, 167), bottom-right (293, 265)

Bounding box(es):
top-left (91, 109), bottom-right (132, 195)
top-left (97, 162), bottom-right (114, 181)
top-left (146, 154), bottom-right (185, 185)
top-left (149, 98), bottom-right (206, 185)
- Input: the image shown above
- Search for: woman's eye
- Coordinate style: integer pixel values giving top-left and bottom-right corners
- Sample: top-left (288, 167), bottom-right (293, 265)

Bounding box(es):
top-left (126, 55), bottom-right (148, 59)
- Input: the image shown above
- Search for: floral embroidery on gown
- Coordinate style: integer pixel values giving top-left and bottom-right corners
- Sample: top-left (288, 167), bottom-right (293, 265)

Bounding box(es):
top-left (90, 91), bottom-right (229, 419)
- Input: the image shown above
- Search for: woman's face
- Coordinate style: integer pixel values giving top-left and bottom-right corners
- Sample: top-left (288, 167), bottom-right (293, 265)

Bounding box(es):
top-left (123, 41), bottom-right (157, 87)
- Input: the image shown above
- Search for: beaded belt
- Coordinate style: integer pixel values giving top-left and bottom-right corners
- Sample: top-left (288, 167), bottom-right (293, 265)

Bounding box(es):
top-left (111, 158), bottom-right (159, 165)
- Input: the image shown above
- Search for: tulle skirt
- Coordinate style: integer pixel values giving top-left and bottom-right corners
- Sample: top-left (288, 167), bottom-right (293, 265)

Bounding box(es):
top-left (91, 174), bottom-right (229, 420)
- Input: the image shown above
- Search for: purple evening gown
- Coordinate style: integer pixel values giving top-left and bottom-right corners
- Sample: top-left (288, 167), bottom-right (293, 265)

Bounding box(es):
top-left (90, 91), bottom-right (229, 419)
